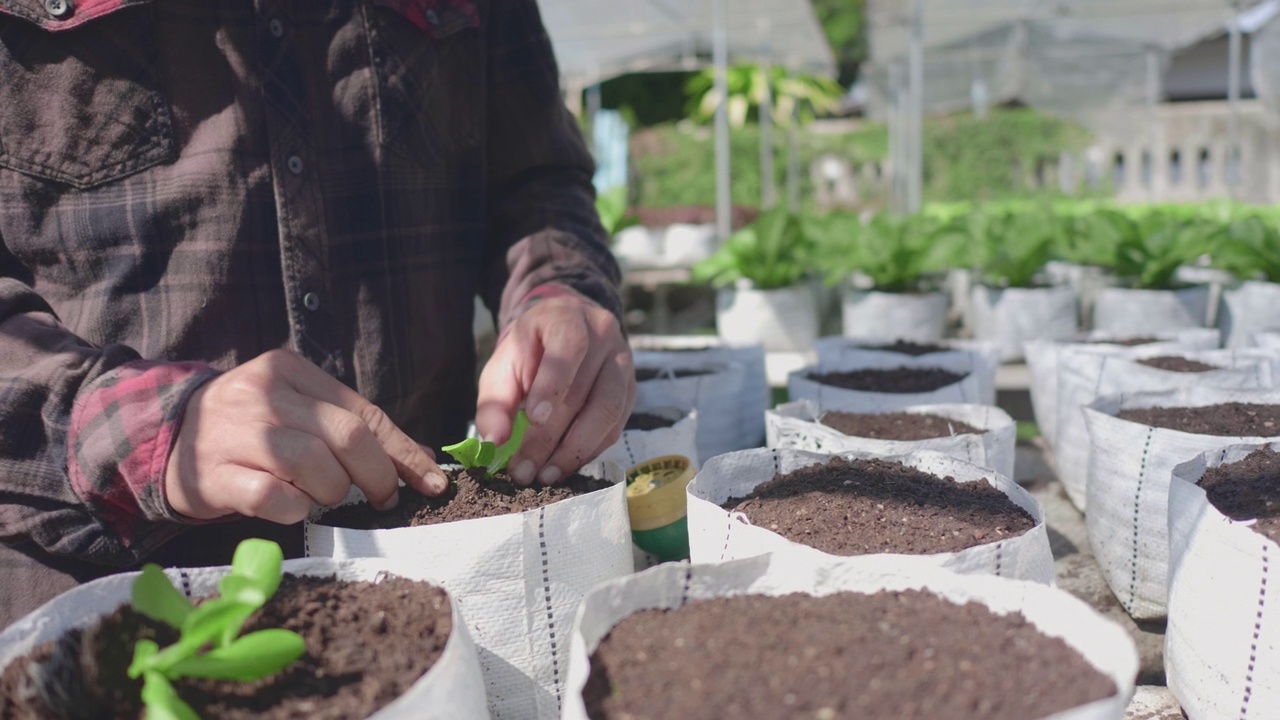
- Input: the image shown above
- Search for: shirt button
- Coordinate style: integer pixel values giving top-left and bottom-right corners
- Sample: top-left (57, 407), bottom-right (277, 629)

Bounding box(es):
top-left (44, 0), bottom-right (72, 19)
top-left (269, 18), bottom-right (284, 38)
top-left (303, 292), bottom-right (321, 312)
top-left (287, 155), bottom-right (304, 175)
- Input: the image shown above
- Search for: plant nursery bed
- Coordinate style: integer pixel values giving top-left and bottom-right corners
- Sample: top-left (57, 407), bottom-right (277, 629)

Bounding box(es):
top-left (0, 575), bottom-right (451, 720)
top-left (1116, 402), bottom-right (1280, 437)
top-left (634, 367), bottom-right (712, 381)
top-left (582, 589), bottom-right (1116, 720)
top-left (857, 340), bottom-right (950, 356)
top-left (819, 411), bottom-right (980, 440)
top-left (721, 457), bottom-right (1034, 555)
top-left (1198, 446), bottom-right (1280, 543)
top-left (1135, 356), bottom-right (1219, 373)
top-left (625, 412), bottom-right (678, 431)
top-left (318, 468), bottom-right (612, 529)
top-left (805, 367), bottom-right (967, 394)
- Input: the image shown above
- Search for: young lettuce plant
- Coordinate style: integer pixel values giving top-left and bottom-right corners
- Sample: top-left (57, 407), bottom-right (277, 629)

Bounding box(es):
top-left (691, 208), bottom-right (814, 290)
top-left (442, 409), bottom-right (530, 478)
top-left (1113, 215), bottom-right (1214, 289)
top-left (128, 539), bottom-right (305, 720)
top-left (1213, 216), bottom-right (1280, 283)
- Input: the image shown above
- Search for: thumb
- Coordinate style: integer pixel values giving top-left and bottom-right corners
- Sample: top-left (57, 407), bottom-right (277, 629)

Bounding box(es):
top-left (476, 339), bottom-right (526, 446)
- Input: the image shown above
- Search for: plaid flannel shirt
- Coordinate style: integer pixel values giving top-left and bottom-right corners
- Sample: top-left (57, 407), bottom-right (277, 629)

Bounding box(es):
top-left (0, 0), bottom-right (621, 626)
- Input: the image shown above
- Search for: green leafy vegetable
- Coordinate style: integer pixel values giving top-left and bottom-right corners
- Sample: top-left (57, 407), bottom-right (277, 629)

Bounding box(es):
top-left (595, 187), bottom-right (639, 237)
top-left (691, 207), bottom-right (815, 290)
top-left (811, 212), bottom-right (958, 292)
top-left (1214, 216), bottom-right (1280, 282)
top-left (129, 539), bottom-right (305, 720)
top-left (1113, 215), bottom-right (1214, 289)
top-left (443, 409), bottom-right (530, 477)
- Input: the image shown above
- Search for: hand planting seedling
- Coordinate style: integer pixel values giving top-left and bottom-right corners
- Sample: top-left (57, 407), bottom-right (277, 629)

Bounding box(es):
top-left (443, 409), bottom-right (530, 479)
top-left (127, 538), bottom-right (305, 720)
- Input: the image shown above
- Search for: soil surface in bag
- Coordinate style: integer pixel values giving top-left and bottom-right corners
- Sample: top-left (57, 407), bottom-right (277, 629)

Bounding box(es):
top-left (1135, 356), bottom-right (1220, 373)
top-left (635, 367), bottom-right (713, 382)
top-left (1116, 402), bottom-right (1280, 437)
top-left (583, 590), bottom-right (1116, 720)
top-left (857, 340), bottom-right (949, 356)
top-left (318, 468), bottom-right (612, 529)
top-left (819, 411), bottom-right (980, 441)
top-left (722, 457), bottom-right (1034, 555)
top-left (625, 412), bottom-right (678, 431)
top-left (1087, 336), bottom-right (1160, 346)
top-left (1199, 446), bottom-right (1280, 543)
top-left (0, 576), bottom-right (451, 720)
top-left (806, 367), bottom-right (967, 394)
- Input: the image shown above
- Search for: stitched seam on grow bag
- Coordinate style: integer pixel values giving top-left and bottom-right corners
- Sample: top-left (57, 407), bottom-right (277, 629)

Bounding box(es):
top-left (995, 541), bottom-right (1004, 577)
top-left (681, 563), bottom-right (693, 607)
top-left (623, 431), bottom-right (637, 467)
top-left (1241, 543), bottom-right (1268, 719)
top-left (720, 512), bottom-right (735, 562)
top-left (1128, 426), bottom-right (1155, 614)
top-left (536, 507), bottom-right (561, 710)
top-left (772, 448), bottom-right (781, 475)
top-left (178, 569), bottom-right (192, 598)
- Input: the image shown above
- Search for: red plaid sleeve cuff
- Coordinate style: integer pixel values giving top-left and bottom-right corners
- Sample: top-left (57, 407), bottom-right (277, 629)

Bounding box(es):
top-left (66, 359), bottom-right (220, 556)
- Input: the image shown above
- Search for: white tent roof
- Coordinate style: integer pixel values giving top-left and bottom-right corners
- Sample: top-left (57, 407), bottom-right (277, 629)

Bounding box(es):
top-left (538, 0), bottom-right (838, 84)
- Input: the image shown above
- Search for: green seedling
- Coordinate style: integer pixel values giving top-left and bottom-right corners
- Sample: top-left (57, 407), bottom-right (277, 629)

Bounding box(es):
top-left (128, 539), bottom-right (305, 720)
top-left (443, 409), bottom-right (530, 478)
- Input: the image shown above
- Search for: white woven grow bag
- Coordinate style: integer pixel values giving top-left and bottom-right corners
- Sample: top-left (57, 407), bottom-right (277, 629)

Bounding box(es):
top-left (686, 448), bottom-right (1054, 584)
top-left (970, 285), bottom-right (1079, 362)
top-left (1093, 286), bottom-right (1212, 335)
top-left (1167, 443), bottom-right (1280, 720)
top-left (1220, 280), bottom-right (1280, 349)
top-left (1084, 387), bottom-right (1280, 620)
top-left (0, 557), bottom-right (489, 720)
top-left (1054, 347), bottom-right (1274, 512)
top-left (840, 288), bottom-right (949, 342)
top-left (599, 406), bottom-right (699, 469)
top-left (1024, 329), bottom-right (1222, 447)
top-left (634, 360), bottom-right (745, 463)
top-left (305, 461), bottom-right (630, 720)
top-left (814, 335), bottom-right (1002, 406)
top-left (789, 353), bottom-right (985, 412)
top-left (1254, 331), bottom-right (1280, 350)
top-left (765, 400), bottom-right (1016, 481)
top-left (562, 554), bottom-right (1137, 720)
top-left (716, 281), bottom-right (820, 353)
top-left (632, 337), bottom-right (767, 451)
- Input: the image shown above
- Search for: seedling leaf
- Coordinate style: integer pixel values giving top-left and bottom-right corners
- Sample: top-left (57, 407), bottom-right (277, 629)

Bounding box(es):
top-left (132, 565), bottom-right (194, 629)
top-left (442, 409), bottom-right (529, 477)
top-left (140, 671), bottom-right (201, 720)
top-left (442, 436), bottom-right (485, 469)
top-left (227, 538), bottom-right (284, 600)
top-left (169, 629), bottom-right (306, 682)
top-left (487, 410), bottom-right (529, 475)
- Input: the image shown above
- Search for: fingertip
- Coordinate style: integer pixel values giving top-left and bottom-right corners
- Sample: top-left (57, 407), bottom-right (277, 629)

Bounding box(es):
top-left (511, 459), bottom-right (536, 486)
top-left (374, 488), bottom-right (400, 511)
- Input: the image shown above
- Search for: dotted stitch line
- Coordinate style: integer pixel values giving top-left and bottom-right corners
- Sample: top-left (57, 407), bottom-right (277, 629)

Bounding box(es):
top-left (1240, 543), bottom-right (1268, 720)
top-left (1128, 426), bottom-right (1155, 615)
top-left (536, 507), bottom-right (562, 710)
top-left (178, 569), bottom-right (192, 599)
top-left (995, 542), bottom-right (1003, 577)
top-left (680, 563), bottom-right (693, 607)
top-left (623, 431), bottom-right (637, 467)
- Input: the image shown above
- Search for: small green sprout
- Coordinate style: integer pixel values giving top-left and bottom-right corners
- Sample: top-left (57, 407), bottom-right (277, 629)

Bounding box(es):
top-left (443, 409), bottom-right (530, 478)
top-left (128, 539), bottom-right (305, 720)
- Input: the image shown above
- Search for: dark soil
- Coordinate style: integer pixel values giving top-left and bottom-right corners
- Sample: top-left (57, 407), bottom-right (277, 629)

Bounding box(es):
top-left (820, 411), bottom-right (980, 440)
top-left (1088, 336), bottom-right (1160, 346)
top-left (806, 367), bottom-right (967, 394)
top-left (317, 467), bottom-right (612, 529)
top-left (635, 367), bottom-right (713, 382)
top-left (1136, 356), bottom-right (1220, 373)
top-left (0, 575), bottom-right (452, 720)
top-left (857, 340), bottom-right (949, 356)
top-left (722, 457), bottom-right (1034, 556)
top-left (625, 412), bottom-right (678, 431)
top-left (1199, 446), bottom-right (1280, 543)
top-left (1116, 403), bottom-right (1280, 438)
top-left (583, 590), bottom-right (1117, 720)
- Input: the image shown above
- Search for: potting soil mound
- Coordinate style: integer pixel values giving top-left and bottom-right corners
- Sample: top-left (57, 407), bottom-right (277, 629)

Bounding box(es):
top-left (1116, 402), bottom-right (1280, 437)
top-left (1199, 446), bottom-right (1280, 543)
top-left (582, 589), bottom-right (1116, 720)
top-left (820, 411), bottom-right (980, 440)
top-left (635, 367), bottom-right (712, 382)
top-left (317, 468), bottom-right (612, 529)
top-left (0, 575), bottom-right (451, 720)
top-left (857, 340), bottom-right (949, 356)
top-left (807, 367), bottom-right (966, 394)
top-left (1087, 336), bottom-right (1160, 346)
top-left (625, 412), bottom-right (678, 431)
top-left (722, 457), bottom-right (1034, 556)
top-left (1136, 356), bottom-right (1220, 373)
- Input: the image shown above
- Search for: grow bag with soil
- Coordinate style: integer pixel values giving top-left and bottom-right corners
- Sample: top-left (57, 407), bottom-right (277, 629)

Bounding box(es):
top-left (840, 287), bottom-right (949, 343)
top-left (1093, 285), bottom-right (1213, 335)
top-left (970, 285), bottom-right (1079, 362)
top-left (632, 359), bottom-right (747, 463)
top-left (715, 280), bottom-right (820, 354)
top-left (1220, 280), bottom-right (1280, 348)
top-left (765, 399), bottom-right (1016, 481)
top-left (1082, 386), bottom-right (1280, 620)
top-left (686, 448), bottom-right (1053, 584)
top-left (598, 406), bottom-right (699, 470)
top-left (561, 554), bottom-right (1138, 720)
top-left (789, 354), bottom-right (985, 413)
top-left (814, 336), bottom-right (1002, 406)
top-left (306, 461), bottom-right (629, 720)
top-left (1053, 347), bottom-right (1273, 512)
top-left (0, 558), bottom-right (488, 720)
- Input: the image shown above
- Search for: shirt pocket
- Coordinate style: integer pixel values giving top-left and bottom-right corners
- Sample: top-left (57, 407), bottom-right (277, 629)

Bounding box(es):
top-left (0, 1), bottom-right (174, 189)
top-left (366, 0), bottom-right (484, 167)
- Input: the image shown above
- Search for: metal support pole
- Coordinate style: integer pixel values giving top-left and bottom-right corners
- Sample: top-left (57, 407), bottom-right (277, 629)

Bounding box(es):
top-left (787, 104), bottom-right (801, 211)
top-left (1228, 1), bottom-right (1243, 195)
top-left (759, 49), bottom-right (777, 209)
top-left (586, 82), bottom-right (602, 133)
top-left (1146, 48), bottom-right (1161, 202)
top-left (906, 0), bottom-right (925, 213)
top-left (712, 0), bottom-right (732, 242)
top-left (889, 61), bottom-right (905, 213)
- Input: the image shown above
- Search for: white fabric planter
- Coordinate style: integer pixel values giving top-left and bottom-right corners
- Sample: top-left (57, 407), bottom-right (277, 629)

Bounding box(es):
top-left (632, 337), bottom-right (767, 451)
top-left (0, 557), bottom-right (489, 720)
top-left (1083, 387), bottom-right (1280, 620)
top-left (1024, 329), bottom-right (1222, 447)
top-left (562, 554), bottom-right (1137, 720)
top-left (971, 285), bottom-right (1079, 362)
top-left (686, 448), bottom-right (1054, 584)
top-left (661, 223), bottom-right (718, 264)
top-left (1254, 331), bottom-right (1280, 349)
top-left (1054, 347), bottom-right (1274, 512)
top-left (716, 280), bottom-right (820, 353)
top-left (610, 226), bottom-right (662, 265)
top-left (1167, 442), bottom-right (1280, 720)
top-left (634, 360), bottom-right (747, 462)
top-left (1044, 261), bottom-right (1117, 330)
top-left (789, 353), bottom-right (986, 412)
top-left (814, 335), bottom-right (1002, 406)
top-left (840, 288), bottom-right (949, 342)
top-left (1093, 286), bottom-right (1212, 334)
top-left (306, 461), bottom-right (630, 720)
top-left (766, 399), bottom-right (1016, 481)
top-left (1220, 280), bottom-right (1280, 348)
top-left (600, 406), bottom-right (698, 469)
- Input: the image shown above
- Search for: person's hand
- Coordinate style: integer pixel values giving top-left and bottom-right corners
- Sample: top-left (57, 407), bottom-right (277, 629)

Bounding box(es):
top-left (164, 349), bottom-right (447, 524)
top-left (476, 289), bottom-right (635, 485)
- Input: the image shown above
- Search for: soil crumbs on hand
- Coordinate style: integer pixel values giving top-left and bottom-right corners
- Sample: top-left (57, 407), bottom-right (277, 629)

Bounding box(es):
top-left (820, 411), bottom-right (980, 440)
top-left (1199, 445), bottom-right (1280, 543)
top-left (1116, 402), bottom-right (1280, 437)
